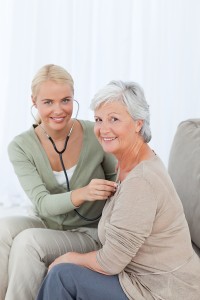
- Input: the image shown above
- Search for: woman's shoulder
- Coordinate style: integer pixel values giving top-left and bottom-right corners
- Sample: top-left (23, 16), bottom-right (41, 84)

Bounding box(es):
top-left (78, 119), bottom-right (94, 131)
top-left (78, 119), bottom-right (97, 140)
top-left (125, 155), bottom-right (164, 182)
top-left (78, 119), bottom-right (106, 156)
top-left (9, 127), bottom-right (35, 144)
top-left (8, 126), bottom-right (37, 154)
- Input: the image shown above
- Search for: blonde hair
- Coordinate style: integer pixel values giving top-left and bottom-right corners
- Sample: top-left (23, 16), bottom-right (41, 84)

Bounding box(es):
top-left (31, 64), bottom-right (74, 99)
top-left (31, 64), bottom-right (74, 124)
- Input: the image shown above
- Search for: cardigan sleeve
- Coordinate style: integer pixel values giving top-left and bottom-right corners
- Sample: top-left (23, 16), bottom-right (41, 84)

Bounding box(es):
top-left (8, 139), bottom-right (76, 218)
top-left (96, 176), bottom-right (157, 275)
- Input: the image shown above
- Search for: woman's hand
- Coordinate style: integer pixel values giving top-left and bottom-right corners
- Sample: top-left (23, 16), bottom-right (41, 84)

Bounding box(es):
top-left (81, 179), bottom-right (117, 201)
top-left (48, 252), bottom-right (75, 272)
top-left (48, 251), bottom-right (109, 275)
top-left (71, 179), bottom-right (117, 207)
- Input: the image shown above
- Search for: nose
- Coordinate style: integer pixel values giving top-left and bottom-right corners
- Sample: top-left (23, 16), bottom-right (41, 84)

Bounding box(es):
top-left (99, 120), bottom-right (111, 134)
top-left (53, 103), bottom-right (63, 115)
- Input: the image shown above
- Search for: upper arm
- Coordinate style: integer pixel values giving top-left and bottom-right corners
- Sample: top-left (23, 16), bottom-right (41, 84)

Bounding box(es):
top-left (7, 140), bottom-right (76, 217)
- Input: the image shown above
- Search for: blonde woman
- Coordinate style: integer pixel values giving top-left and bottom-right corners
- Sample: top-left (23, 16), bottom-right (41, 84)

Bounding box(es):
top-left (0, 64), bottom-right (116, 300)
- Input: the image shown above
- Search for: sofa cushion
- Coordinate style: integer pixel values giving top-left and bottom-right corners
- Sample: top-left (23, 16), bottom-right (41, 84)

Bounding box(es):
top-left (168, 119), bottom-right (200, 250)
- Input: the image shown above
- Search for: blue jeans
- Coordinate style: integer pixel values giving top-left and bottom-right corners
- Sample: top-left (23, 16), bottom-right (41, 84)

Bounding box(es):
top-left (36, 263), bottom-right (128, 300)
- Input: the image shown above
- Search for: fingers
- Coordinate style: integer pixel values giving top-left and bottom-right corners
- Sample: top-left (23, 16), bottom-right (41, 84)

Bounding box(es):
top-left (91, 190), bottom-right (112, 199)
top-left (95, 184), bottom-right (115, 193)
top-left (86, 179), bottom-right (118, 201)
top-left (90, 179), bottom-right (117, 190)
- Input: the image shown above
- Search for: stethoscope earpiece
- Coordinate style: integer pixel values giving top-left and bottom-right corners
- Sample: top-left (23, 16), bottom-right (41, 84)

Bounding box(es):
top-left (73, 99), bottom-right (79, 120)
top-left (31, 104), bottom-right (39, 124)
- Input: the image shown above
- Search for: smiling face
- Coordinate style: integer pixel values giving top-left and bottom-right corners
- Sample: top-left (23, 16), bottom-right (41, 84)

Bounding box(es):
top-left (32, 80), bottom-right (74, 133)
top-left (94, 101), bottom-right (143, 158)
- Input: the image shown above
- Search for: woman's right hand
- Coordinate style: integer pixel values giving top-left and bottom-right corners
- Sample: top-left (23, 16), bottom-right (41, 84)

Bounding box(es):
top-left (71, 179), bottom-right (117, 207)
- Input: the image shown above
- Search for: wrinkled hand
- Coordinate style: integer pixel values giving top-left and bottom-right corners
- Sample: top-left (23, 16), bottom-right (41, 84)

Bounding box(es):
top-left (48, 252), bottom-right (75, 273)
top-left (82, 179), bottom-right (117, 201)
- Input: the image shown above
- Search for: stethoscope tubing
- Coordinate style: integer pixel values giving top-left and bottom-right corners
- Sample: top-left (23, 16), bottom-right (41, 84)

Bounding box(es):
top-left (31, 100), bottom-right (101, 222)
top-left (48, 132), bottom-right (102, 222)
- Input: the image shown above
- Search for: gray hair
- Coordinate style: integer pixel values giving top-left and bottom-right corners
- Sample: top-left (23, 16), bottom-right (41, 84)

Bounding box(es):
top-left (90, 80), bottom-right (151, 143)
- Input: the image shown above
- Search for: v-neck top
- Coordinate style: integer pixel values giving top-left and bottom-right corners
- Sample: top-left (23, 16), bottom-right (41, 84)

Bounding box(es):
top-left (8, 120), bottom-right (116, 230)
top-left (53, 165), bottom-right (77, 188)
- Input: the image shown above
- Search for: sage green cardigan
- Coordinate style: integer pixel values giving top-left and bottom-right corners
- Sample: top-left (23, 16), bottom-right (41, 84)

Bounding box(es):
top-left (8, 120), bottom-right (116, 230)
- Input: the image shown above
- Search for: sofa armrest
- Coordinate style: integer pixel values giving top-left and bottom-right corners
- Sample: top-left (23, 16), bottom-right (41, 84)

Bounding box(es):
top-left (168, 119), bottom-right (200, 250)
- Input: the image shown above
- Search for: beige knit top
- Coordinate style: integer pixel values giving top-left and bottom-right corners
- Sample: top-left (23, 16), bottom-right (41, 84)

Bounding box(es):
top-left (97, 155), bottom-right (200, 300)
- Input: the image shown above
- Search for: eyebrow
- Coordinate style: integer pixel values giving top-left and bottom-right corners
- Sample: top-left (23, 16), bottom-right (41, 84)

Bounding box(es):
top-left (108, 112), bottom-right (120, 115)
top-left (41, 96), bottom-right (73, 102)
top-left (95, 111), bottom-right (120, 116)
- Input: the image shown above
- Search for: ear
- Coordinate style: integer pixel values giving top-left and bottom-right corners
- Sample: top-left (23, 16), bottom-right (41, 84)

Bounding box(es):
top-left (31, 95), bottom-right (37, 107)
top-left (136, 120), bottom-right (144, 133)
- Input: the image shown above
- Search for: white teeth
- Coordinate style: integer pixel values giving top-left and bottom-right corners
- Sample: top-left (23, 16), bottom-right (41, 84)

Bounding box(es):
top-left (103, 137), bottom-right (115, 141)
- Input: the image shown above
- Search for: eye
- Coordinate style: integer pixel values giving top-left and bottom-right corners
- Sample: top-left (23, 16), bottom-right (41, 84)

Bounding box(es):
top-left (62, 97), bottom-right (71, 103)
top-left (94, 117), bottom-right (102, 123)
top-left (44, 99), bottom-right (53, 105)
top-left (110, 117), bottom-right (118, 122)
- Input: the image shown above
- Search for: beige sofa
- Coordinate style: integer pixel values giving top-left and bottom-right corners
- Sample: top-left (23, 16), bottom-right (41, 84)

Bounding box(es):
top-left (168, 119), bottom-right (200, 256)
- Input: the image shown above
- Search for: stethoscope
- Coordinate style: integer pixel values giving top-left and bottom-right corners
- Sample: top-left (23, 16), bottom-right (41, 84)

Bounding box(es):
top-left (31, 99), bottom-right (101, 222)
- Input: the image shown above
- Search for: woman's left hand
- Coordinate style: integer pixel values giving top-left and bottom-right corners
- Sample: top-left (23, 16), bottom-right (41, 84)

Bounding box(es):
top-left (48, 252), bottom-right (76, 272)
top-left (48, 250), bottom-right (108, 275)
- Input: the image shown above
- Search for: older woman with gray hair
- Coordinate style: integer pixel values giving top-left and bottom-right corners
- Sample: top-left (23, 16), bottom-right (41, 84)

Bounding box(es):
top-left (37, 81), bottom-right (200, 300)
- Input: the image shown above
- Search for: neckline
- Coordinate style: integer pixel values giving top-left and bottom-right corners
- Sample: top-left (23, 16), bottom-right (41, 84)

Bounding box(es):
top-left (53, 164), bottom-right (77, 174)
top-left (116, 152), bottom-right (158, 183)
top-left (30, 120), bottom-right (87, 186)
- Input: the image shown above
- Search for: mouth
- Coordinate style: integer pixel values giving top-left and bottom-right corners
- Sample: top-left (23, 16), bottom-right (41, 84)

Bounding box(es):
top-left (102, 137), bottom-right (117, 141)
top-left (50, 117), bottom-right (65, 123)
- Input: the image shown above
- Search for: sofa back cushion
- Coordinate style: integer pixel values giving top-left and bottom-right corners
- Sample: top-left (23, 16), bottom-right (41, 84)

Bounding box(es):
top-left (168, 119), bottom-right (200, 250)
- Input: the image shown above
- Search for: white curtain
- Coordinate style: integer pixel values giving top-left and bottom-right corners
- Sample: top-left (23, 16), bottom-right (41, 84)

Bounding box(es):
top-left (0, 0), bottom-right (200, 206)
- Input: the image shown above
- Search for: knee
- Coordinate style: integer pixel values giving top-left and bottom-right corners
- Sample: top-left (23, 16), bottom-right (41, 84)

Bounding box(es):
top-left (0, 217), bottom-right (17, 244)
top-left (49, 263), bottom-right (80, 284)
top-left (48, 263), bottom-right (87, 288)
top-left (37, 264), bottom-right (76, 300)
top-left (11, 228), bottom-right (41, 258)
top-left (50, 263), bottom-right (78, 277)
top-left (0, 216), bottom-right (39, 244)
